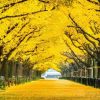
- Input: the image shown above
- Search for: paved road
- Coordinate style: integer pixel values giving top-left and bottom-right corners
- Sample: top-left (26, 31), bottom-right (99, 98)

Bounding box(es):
top-left (0, 79), bottom-right (100, 100)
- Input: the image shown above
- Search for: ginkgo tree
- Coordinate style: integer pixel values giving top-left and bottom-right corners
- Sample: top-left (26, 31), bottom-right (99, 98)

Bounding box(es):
top-left (0, 0), bottom-right (67, 83)
top-left (0, 0), bottom-right (99, 87)
top-left (61, 0), bottom-right (100, 79)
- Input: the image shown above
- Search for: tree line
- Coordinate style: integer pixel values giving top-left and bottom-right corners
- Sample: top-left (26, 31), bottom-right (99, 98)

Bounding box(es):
top-left (60, 0), bottom-right (100, 88)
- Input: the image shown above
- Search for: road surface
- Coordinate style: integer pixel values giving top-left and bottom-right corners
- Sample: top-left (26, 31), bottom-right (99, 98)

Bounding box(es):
top-left (0, 79), bottom-right (100, 100)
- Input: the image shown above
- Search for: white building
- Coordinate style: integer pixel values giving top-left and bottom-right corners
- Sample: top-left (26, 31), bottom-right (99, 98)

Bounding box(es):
top-left (41, 69), bottom-right (62, 79)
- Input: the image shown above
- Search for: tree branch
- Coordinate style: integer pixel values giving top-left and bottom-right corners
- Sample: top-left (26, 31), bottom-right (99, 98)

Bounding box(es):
top-left (87, 0), bottom-right (100, 6)
top-left (0, 0), bottom-right (28, 13)
top-left (0, 9), bottom-right (48, 20)
top-left (69, 14), bottom-right (100, 44)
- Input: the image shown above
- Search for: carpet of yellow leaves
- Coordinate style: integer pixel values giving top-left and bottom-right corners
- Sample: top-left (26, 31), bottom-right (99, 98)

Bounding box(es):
top-left (0, 79), bottom-right (100, 100)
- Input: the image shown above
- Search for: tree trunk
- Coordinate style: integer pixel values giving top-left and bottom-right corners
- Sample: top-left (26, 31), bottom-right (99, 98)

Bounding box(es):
top-left (0, 58), bottom-right (8, 80)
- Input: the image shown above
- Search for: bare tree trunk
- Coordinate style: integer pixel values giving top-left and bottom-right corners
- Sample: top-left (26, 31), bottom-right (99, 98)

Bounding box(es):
top-left (0, 58), bottom-right (8, 80)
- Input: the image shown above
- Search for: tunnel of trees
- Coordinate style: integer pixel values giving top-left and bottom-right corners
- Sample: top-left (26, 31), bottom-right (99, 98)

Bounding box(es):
top-left (0, 0), bottom-right (100, 89)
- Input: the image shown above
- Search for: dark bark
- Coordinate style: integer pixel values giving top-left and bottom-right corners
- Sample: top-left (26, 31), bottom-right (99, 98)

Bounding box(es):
top-left (0, 58), bottom-right (8, 79)
top-left (0, 0), bottom-right (27, 9)
top-left (38, 0), bottom-right (49, 3)
top-left (0, 9), bottom-right (48, 20)
top-left (64, 41), bottom-right (90, 67)
top-left (68, 14), bottom-right (100, 44)
top-left (87, 0), bottom-right (100, 6)
top-left (5, 29), bottom-right (36, 60)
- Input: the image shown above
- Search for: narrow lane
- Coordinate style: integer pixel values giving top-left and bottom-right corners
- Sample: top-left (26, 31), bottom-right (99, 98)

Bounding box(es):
top-left (0, 79), bottom-right (100, 100)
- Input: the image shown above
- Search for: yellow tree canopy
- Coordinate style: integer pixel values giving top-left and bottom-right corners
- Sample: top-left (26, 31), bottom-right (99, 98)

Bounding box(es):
top-left (0, 0), bottom-right (99, 71)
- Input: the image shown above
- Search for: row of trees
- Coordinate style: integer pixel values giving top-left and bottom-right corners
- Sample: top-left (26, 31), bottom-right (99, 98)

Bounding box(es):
top-left (0, 0), bottom-right (51, 89)
top-left (0, 57), bottom-right (42, 89)
top-left (60, 0), bottom-right (100, 88)
top-left (0, 0), bottom-right (73, 86)
top-left (0, 0), bottom-right (63, 89)
top-left (0, 0), bottom-right (99, 88)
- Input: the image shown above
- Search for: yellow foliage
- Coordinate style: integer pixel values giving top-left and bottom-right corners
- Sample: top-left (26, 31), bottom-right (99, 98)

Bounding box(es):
top-left (0, 0), bottom-right (99, 71)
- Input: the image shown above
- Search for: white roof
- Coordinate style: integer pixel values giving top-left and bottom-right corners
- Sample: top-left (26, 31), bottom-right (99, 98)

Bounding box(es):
top-left (41, 69), bottom-right (61, 77)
